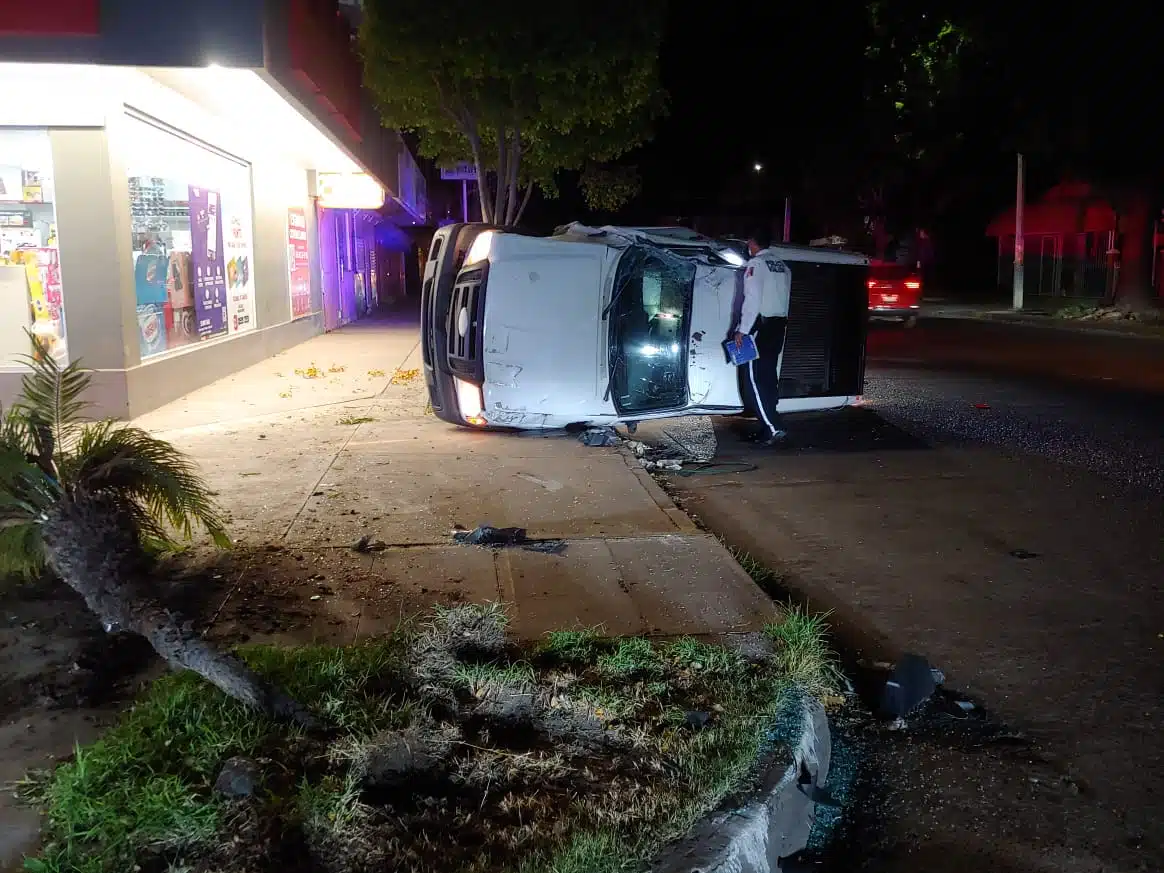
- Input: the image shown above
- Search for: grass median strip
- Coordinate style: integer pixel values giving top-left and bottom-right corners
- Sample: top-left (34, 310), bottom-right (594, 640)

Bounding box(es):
top-left (20, 605), bottom-right (840, 873)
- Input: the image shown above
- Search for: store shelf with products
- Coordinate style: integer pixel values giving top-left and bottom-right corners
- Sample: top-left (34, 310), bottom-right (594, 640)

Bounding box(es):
top-left (1, 130), bottom-right (67, 368)
top-left (130, 175), bottom-right (194, 252)
top-left (0, 238), bottom-right (66, 367)
top-left (1, 202), bottom-right (57, 251)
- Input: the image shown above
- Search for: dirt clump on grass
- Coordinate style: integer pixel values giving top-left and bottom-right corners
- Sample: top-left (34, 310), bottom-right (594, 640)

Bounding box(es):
top-left (21, 604), bottom-right (839, 873)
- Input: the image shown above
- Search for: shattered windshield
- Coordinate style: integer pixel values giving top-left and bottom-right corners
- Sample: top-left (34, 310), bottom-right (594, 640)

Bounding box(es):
top-left (607, 246), bottom-right (696, 414)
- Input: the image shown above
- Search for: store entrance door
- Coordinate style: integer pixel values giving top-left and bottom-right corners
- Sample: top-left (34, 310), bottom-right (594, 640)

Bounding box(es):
top-left (319, 206), bottom-right (342, 331)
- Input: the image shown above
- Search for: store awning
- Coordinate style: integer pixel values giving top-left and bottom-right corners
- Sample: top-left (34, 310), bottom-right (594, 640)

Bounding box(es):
top-left (0, 63), bottom-right (367, 180)
top-left (146, 67), bottom-right (366, 177)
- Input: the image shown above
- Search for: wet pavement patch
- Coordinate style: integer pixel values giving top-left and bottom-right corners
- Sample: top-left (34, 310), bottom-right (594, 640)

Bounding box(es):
top-left (719, 408), bottom-right (930, 455)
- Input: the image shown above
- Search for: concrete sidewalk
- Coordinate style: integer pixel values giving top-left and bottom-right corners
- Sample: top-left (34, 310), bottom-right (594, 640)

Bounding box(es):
top-left (1, 313), bottom-right (781, 869)
top-left (136, 312), bottom-right (774, 642)
top-left (664, 416), bottom-right (1164, 871)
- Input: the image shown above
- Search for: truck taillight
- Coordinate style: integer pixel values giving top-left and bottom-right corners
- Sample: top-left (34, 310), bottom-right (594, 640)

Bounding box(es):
top-left (904, 280), bottom-right (921, 290)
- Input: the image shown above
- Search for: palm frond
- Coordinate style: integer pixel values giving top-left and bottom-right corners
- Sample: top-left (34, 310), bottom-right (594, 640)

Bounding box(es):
top-left (16, 332), bottom-right (91, 460)
top-left (0, 412), bottom-right (54, 581)
top-left (0, 522), bottom-right (46, 580)
top-left (62, 423), bottom-right (231, 549)
top-left (0, 446), bottom-right (60, 527)
top-left (121, 499), bottom-right (183, 556)
top-left (0, 403), bottom-right (33, 458)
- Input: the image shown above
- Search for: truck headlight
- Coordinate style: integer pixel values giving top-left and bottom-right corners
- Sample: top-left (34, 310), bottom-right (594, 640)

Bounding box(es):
top-left (455, 377), bottom-right (486, 425)
top-left (464, 231), bottom-right (494, 266)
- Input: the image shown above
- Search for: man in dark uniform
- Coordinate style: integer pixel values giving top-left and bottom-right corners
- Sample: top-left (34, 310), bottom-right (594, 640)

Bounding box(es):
top-left (733, 228), bottom-right (791, 446)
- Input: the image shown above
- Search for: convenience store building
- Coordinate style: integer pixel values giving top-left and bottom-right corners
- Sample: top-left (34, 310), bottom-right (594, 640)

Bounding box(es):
top-left (0, 0), bottom-right (427, 417)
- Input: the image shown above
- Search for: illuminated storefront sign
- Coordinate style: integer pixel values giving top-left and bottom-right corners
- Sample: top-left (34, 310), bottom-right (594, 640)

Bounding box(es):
top-left (317, 172), bottom-right (384, 210)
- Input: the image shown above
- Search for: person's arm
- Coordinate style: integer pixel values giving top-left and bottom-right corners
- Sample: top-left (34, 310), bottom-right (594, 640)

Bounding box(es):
top-left (734, 261), bottom-right (763, 344)
top-left (770, 261), bottom-right (791, 318)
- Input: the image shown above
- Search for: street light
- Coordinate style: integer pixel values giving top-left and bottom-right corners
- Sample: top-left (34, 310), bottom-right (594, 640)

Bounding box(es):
top-left (753, 162), bottom-right (763, 172)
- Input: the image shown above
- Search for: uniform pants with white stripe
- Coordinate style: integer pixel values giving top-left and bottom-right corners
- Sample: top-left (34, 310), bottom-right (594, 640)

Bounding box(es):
top-left (739, 316), bottom-right (787, 436)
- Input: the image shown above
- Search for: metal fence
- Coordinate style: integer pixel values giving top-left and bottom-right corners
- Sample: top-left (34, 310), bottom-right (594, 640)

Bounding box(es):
top-left (996, 232), bottom-right (1116, 300)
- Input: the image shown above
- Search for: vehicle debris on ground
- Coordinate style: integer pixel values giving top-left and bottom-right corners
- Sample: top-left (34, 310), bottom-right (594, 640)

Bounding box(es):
top-left (451, 525), bottom-right (566, 554)
top-left (578, 427), bottom-right (620, 447)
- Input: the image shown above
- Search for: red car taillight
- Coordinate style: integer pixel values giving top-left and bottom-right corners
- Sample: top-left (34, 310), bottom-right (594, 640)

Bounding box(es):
top-left (868, 267), bottom-right (921, 309)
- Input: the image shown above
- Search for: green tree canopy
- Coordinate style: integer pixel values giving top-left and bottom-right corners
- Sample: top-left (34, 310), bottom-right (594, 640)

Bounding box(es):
top-left (858, 0), bottom-right (975, 245)
top-left (360, 1), bottom-right (668, 225)
top-left (578, 163), bottom-right (643, 215)
top-left (860, 1), bottom-right (1164, 298)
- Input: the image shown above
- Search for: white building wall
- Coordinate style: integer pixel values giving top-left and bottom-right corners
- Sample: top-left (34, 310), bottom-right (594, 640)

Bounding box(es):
top-left (0, 64), bottom-right (330, 418)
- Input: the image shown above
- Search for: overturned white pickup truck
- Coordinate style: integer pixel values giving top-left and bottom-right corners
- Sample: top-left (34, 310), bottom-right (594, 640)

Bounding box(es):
top-left (421, 223), bottom-right (869, 431)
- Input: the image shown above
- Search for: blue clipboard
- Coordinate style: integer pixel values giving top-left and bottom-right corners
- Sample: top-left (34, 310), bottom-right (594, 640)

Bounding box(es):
top-left (724, 335), bottom-right (759, 366)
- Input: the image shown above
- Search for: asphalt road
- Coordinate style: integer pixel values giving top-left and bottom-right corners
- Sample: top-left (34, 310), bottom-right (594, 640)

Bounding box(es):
top-left (865, 319), bottom-right (1164, 493)
top-left (858, 321), bottom-right (1164, 871)
top-left (666, 318), bottom-right (1164, 872)
top-left (871, 315), bottom-right (1164, 393)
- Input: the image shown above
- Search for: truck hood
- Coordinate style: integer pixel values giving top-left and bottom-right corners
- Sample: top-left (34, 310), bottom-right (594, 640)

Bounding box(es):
top-left (481, 243), bottom-right (616, 427)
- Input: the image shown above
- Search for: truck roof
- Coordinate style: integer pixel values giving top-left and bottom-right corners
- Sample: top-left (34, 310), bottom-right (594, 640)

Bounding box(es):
top-left (613, 226), bottom-right (870, 266)
top-left (548, 223), bottom-right (869, 266)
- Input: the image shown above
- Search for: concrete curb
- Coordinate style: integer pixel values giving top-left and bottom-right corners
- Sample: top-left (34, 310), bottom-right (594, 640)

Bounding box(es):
top-left (651, 692), bottom-right (832, 873)
top-left (923, 309), bottom-right (1164, 341)
top-left (619, 447), bottom-right (701, 534)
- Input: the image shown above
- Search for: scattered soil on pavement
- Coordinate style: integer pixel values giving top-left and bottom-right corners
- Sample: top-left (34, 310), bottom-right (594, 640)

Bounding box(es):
top-left (2, 542), bottom-right (481, 723)
top-left (0, 543), bottom-right (489, 868)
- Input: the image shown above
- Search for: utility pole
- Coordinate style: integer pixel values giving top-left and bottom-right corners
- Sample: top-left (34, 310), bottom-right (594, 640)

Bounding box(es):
top-left (461, 179), bottom-right (469, 223)
top-left (783, 196), bottom-right (792, 243)
top-left (1013, 153), bottom-right (1025, 310)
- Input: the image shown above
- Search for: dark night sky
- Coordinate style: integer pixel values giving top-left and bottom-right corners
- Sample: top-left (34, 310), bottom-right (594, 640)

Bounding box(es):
top-left (526, 3), bottom-right (869, 233)
top-left (637, 4), bottom-right (865, 216)
top-left (457, 0), bottom-right (1164, 282)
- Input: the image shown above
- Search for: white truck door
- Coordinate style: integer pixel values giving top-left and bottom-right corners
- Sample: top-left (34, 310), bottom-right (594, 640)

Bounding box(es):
top-left (684, 264), bottom-right (745, 412)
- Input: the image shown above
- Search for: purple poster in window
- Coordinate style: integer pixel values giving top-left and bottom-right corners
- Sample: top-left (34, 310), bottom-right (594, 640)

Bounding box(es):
top-left (188, 185), bottom-right (227, 339)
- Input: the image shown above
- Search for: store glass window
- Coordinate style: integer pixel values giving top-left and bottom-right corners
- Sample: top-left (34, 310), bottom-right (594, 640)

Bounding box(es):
top-left (124, 114), bottom-right (256, 360)
top-left (0, 128), bottom-right (67, 367)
